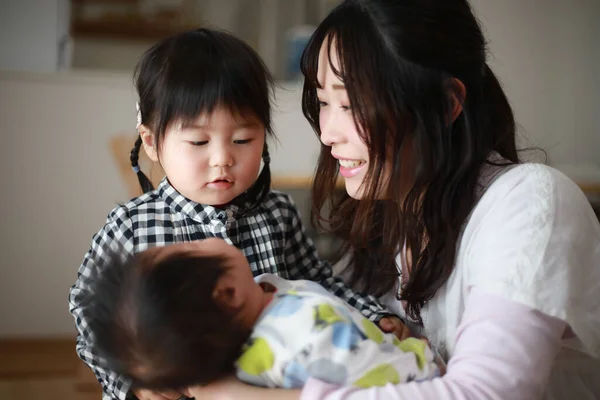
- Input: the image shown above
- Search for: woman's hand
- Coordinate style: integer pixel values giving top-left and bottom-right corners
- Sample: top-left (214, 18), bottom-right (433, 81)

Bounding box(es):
top-left (132, 388), bottom-right (184, 400)
top-left (379, 316), bottom-right (411, 340)
top-left (185, 376), bottom-right (301, 400)
top-left (184, 376), bottom-right (245, 400)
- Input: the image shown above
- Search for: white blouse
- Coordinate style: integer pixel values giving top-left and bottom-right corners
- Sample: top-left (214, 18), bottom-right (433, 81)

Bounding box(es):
top-left (380, 163), bottom-right (600, 399)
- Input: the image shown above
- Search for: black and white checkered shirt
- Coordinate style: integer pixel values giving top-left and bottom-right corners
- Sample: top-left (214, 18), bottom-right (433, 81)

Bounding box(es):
top-left (69, 178), bottom-right (389, 400)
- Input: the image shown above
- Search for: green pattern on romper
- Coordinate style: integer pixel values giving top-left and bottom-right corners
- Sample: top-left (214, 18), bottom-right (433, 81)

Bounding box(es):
top-left (237, 337), bottom-right (274, 376)
top-left (354, 363), bottom-right (400, 388)
top-left (314, 304), bottom-right (347, 326)
top-left (393, 337), bottom-right (428, 370)
top-left (361, 319), bottom-right (384, 344)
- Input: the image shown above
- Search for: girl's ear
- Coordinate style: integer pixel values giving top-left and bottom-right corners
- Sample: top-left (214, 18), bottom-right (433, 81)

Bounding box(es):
top-left (448, 78), bottom-right (466, 123)
top-left (212, 275), bottom-right (244, 312)
top-left (139, 125), bottom-right (158, 162)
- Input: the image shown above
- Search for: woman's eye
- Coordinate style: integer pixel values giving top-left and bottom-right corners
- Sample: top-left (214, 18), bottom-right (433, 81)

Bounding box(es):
top-left (317, 100), bottom-right (328, 108)
top-left (234, 139), bottom-right (252, 144)
top-left (341, 104), bottom-right (352, 111)
top-left (189, 141), bottom-right (208, 146)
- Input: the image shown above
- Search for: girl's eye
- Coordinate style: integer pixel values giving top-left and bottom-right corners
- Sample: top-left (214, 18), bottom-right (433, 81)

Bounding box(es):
top-left (341, 104), bottom-right (352, 111)
top-left (189, 141), bottom-right (208, 146)
top-left (234, 139), bottom-right (253, 144)
top-left (317, 100), bottom-right (328, 108)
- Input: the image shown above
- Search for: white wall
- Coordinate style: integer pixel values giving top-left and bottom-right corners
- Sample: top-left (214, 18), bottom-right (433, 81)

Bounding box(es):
top-left (472, 0), bottom-right (600, 165)
top-left (72, 39), bottom-right (153, 71)
top-left (0, 0), bottom-right (70, 73)
top-left (0, 72), bottom-right (136, 336)
top-left (0, 0), bottom-right (598, 337)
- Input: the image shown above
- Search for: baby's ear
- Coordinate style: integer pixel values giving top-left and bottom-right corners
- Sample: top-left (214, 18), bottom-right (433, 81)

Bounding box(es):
top-left (212, 276), bottom-right (244, 312)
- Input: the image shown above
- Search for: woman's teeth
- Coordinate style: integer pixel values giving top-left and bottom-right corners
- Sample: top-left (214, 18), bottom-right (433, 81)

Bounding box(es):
top-left (338, 159), bottom-right (365, 168)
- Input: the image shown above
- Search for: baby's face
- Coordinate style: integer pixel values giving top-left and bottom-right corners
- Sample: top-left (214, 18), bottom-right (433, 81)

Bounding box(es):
top-left (148, 239), bottom-right (268, 328)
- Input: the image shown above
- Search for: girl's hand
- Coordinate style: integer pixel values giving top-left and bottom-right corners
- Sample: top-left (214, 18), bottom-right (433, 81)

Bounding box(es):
top-left (132, 388), bottom-right (184, 400)
top-left (379, 316), bottom-right (412, 340)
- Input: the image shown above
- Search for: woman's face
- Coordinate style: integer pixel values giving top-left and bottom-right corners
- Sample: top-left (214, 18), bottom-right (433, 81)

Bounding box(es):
top-left (316, 39), bottom-right (396, 199)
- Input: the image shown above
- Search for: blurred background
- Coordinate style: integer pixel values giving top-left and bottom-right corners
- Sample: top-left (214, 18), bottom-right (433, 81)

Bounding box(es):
top-left (0, 0), bottom-right (599, 398)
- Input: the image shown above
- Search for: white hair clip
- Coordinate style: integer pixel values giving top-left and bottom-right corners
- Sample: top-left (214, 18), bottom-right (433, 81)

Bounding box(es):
top-left (136, 102), bottom-right (142, 130)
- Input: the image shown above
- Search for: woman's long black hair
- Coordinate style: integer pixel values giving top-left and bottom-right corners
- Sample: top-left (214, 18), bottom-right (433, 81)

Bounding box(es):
top-left (302, 0), bottom-right (518, 323)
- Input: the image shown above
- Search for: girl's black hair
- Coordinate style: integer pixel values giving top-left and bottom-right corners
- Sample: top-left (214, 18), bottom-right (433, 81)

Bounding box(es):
top-left (130, 28), bottom-right (274, 211)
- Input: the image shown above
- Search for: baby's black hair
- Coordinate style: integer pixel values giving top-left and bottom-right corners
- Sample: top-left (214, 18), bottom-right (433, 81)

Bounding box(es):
top-left (82, 247), bottom-right (252, 390)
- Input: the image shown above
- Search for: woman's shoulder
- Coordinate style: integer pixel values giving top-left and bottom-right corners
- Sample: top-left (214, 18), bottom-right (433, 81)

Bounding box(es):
top-left (488, 163), bottom-right (577, 193)
top-left (461, 163), bottom-right (600, 358)
top-left (477, 163), bottom-right (590, 220)
top-left (461, 162), bottom-right (599, 279)
top-left (463, 161), bottom-right (600, 279)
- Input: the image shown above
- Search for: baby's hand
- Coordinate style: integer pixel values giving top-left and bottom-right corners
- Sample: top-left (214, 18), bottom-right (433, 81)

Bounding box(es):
top-left (132, 387), bottom-right (185, 400)
top-left (379, 316), bottom-right (411, 340)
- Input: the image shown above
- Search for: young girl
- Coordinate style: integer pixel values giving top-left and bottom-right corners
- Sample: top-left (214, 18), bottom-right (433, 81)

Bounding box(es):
top-left (186, 0), bottom-right (600, 399)
top-left (69, 28), bottom-right (400, 400)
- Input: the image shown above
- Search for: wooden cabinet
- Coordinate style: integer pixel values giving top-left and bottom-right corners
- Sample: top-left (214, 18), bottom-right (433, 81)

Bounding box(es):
top-left (71, 0), bottom-right (195, 41)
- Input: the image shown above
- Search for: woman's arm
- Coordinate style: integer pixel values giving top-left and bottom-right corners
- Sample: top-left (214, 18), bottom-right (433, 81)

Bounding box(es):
top-left (300, 287), bottom-right (566, 400)
top-left (186, 376), bottom-right (301, 400)
top-left (185, 288), bottom-right (565, 400)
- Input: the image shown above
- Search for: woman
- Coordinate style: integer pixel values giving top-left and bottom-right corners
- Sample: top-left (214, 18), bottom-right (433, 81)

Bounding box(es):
top-left (187, 0), bottom-right (600, 398)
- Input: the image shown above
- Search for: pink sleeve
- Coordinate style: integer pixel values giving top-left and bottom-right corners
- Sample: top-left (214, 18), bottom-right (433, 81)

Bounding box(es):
top-left (300, 287), bottom-right (566, 400)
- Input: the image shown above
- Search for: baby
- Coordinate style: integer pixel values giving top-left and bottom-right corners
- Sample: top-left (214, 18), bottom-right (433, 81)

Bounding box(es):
top-left (83, 238), bottom-right (440, 392)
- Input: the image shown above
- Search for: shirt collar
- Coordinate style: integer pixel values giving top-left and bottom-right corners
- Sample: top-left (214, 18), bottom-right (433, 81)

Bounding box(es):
top-left (157, 177), bottom-right (258, 223)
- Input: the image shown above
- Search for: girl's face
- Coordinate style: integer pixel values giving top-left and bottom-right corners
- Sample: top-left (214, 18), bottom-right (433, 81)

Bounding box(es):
top-left (142, 106), bottom-right (265, 206)
top-left (316, 40), bottom-right (387, 199)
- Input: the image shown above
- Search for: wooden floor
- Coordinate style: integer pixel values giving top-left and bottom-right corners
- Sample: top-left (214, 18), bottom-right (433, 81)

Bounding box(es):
top-left (0, 338), bottom-right (102, 400)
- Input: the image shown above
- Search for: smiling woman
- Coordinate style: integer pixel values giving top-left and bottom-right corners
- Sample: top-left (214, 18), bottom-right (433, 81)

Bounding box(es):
top-left (183, 0), bottom-right (600, 399)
